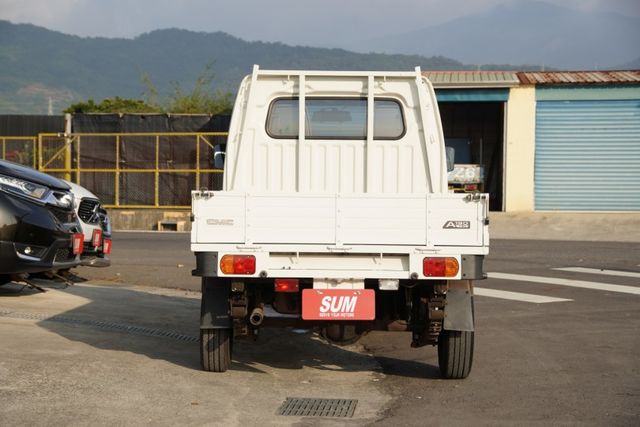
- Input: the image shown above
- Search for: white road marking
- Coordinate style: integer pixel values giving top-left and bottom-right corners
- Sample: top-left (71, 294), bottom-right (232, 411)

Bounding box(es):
top-left (488, 272), bottom-right (640, 296)
top-left (553, 267), bottom-right (640, 279)
top-left (474, 287), bottom-right (572, 303)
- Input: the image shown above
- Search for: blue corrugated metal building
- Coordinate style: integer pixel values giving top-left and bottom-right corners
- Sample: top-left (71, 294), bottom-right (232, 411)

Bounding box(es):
top-left (519, 71), bottom-right (640, 211)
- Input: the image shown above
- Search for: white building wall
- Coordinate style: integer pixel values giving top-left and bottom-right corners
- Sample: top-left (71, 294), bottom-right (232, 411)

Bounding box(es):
top-left (504, 85), bottom-right (536, 211)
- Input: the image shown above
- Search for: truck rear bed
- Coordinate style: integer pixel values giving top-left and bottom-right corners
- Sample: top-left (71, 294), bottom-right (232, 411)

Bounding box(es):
top-left (191, 191), bottom-right (488, 280)
top-left (192, 191), bottom-right (487, 247)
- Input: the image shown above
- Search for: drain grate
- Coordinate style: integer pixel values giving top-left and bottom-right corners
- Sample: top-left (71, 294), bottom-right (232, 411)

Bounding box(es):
top-left (277, 397), bottom-right (357, 418)
top-left (0, 309), bottom-right (198, 343)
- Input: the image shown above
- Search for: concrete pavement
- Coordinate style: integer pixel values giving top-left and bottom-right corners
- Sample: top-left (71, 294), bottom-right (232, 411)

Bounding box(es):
top-left (0, 281), bottom-right (389, 426)
top-left (489, 212), bottom-right (640, 242)
top-left (2, 239), bottom-right (638, 426)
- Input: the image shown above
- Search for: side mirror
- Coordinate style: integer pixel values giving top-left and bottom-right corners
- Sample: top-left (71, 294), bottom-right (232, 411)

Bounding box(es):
top-left (213, 144), bottom-right (226, 169)
top-left (445, 147), bottom-right (455, 172)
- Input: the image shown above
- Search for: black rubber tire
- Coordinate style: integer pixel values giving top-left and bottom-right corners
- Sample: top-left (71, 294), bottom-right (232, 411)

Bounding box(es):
top-left (200, 328), bottom-right (232, 372)
top-left (438, 329), bottom-right (474, 379)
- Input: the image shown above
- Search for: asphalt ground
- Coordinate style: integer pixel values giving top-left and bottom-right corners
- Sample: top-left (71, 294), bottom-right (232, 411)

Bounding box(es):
top-left (1, 233), bottom-right (639, 426)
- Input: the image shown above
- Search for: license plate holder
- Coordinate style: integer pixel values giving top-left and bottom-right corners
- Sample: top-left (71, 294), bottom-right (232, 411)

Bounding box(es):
top-left (302, 289), bottom-right (375, 321)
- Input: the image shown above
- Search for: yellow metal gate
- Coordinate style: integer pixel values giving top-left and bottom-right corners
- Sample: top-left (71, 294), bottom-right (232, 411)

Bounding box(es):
top-left (0, 136), bottom-right (38, 168)
top-left (38, 132), bottom-right (227, 208)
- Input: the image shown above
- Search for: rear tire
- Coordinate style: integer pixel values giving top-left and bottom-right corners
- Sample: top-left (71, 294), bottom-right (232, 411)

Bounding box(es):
top-left (438, 329), bottom-right (474, 379)
top-left (200, 328), bottom-right (232, 372)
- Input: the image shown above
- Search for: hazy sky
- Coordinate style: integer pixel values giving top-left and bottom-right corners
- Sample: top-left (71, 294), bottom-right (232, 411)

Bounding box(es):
top-left (1, 0), bottom-right (639, 48)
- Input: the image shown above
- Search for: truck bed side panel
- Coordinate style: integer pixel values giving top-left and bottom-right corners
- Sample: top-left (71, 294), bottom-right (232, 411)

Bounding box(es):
top-left (339, 195), bottom-right (426, 245)
top-left (192, 194), bottom-right (246, 243)
top-left (248, 194), bottom-right (336, 244)
top-left (192, 192), bottom-right (487, 248)
top-left (426, 194), bottom-right (486, 247)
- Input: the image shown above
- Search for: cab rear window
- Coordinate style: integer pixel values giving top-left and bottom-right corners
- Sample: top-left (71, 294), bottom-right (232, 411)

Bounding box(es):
top-left (267, 98), bottom-right (405, 140)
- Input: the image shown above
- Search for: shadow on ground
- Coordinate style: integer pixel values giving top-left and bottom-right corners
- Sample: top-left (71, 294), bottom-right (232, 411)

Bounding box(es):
top-left (0, 281), bottom-right (439, 378)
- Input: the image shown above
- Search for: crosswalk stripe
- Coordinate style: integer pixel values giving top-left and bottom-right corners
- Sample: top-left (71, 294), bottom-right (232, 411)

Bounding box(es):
top-left (553, 267), bottom-right (640, 279)
top-left (474, 287), bottom-right (572, 303)
top-left (488, 272), bottom-right (640, 296)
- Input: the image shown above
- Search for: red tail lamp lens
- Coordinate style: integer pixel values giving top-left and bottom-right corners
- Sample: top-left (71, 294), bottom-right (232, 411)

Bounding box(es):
top-left (423, 257), bottom-right (459, 277)
top-left (92, 229), bottom-right (102, 247)
top-left (220, 255), bottom-right (256, 275)
top-left (102, 239), bottom-right (112, 255)
top-left (72, 233), bottom-right (84, 255)
top-left (274, 279), bottom-right (299, 293)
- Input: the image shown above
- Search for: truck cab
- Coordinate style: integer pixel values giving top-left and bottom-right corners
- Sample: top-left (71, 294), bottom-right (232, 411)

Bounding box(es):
top-left (191, 66), bottom-right (489, 378)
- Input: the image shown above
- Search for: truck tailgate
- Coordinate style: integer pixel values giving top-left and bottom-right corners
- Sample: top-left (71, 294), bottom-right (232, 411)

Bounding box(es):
top-left (192, 192), bottom-right (487, 248)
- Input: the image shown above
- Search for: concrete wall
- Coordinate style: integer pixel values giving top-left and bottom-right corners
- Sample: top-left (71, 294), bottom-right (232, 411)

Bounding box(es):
top-left (109, 209), bottom-right (191, 231)
top-left (504, 85), bottom-right (536, 211)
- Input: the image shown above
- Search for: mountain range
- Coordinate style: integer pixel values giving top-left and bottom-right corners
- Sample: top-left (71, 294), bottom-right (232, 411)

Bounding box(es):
top-left (1, 0), bottom-right (639, 115)
top-left (0, 19), bottom-right (550, 115)
top-left (348, 1), bottom-right (640, 70)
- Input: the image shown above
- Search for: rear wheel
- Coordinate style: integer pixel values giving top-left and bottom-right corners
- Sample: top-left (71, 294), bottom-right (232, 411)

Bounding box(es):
top-left (200, 328), bottom-right (232, 372)
top-left (437, 329), bottom-right (474, 379)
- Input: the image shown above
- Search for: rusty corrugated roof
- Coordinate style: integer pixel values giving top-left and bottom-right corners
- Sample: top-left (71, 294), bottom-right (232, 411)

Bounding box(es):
top-left (517, 70), bottom-right (640, 85)
top-left (422, 71), bottom-right (520, 88)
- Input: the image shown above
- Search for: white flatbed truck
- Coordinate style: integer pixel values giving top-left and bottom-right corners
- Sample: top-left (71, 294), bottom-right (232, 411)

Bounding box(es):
top-left (191, 65), bottom-right (489, 378)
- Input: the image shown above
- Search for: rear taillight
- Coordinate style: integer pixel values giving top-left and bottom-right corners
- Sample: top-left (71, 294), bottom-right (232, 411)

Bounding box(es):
top-left (274, 279), bottom-right (299, 292)
top-left (92, 229), bottom-right (102, 247)
top-left (102, 239), bottom-right (112, 255)
top-left (220, 255), bottom-right (256, 275)
top-left (423, 257), bottom-right (459, 277)
top-left (72, 233), bottom-right (84, 255)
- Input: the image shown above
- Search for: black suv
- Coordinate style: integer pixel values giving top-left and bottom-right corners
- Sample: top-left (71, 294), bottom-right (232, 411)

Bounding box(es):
top-left (0, 160), bottom-right (83, 279)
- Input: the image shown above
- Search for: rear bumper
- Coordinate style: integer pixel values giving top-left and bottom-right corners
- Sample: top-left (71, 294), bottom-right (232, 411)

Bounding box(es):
top-left (193, 250), bottom-right (485, 280)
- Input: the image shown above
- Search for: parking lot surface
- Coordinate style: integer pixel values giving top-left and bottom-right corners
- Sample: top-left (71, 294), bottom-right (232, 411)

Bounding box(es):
top-left (1, 234), bottom-right (639, 426)
top-left (0, 282), bottom-right (387, 426)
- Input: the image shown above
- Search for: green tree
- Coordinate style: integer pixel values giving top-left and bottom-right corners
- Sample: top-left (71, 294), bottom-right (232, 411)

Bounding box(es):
top-left (161, 63), bottom-right (233, 114)
top-left (64, 97), bottom-right (160, 114)
top-left (65, 64), bottom-right (233, 114)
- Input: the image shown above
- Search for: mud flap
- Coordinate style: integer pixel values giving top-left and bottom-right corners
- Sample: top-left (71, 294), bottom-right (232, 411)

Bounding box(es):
top-left (443, 286), bottom-right (474, 332)
top-left (200, 278), bottom-right (232, 329)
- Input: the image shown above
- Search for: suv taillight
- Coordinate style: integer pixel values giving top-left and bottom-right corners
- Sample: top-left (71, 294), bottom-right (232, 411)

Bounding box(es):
top-left (220, 255), bottom-right (256, 275)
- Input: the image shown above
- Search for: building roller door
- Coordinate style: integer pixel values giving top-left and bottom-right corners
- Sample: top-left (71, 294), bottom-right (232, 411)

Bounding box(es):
top-left (535, 99), bottom-right (640, 211)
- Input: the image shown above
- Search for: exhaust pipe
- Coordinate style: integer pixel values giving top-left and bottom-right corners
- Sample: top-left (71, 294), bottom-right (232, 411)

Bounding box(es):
top-left (249, 305), bottom-right (264, 326)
